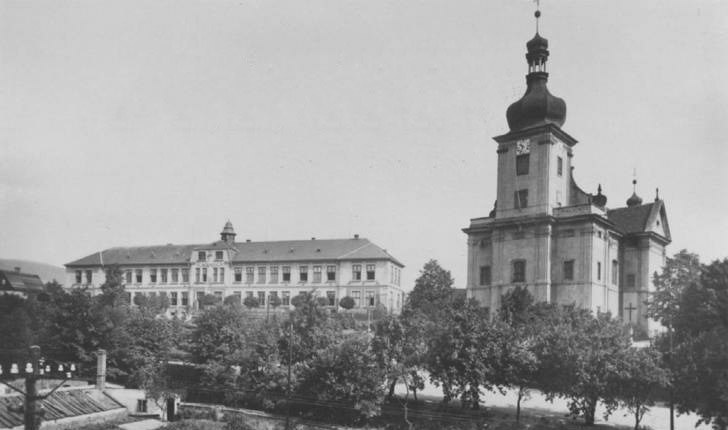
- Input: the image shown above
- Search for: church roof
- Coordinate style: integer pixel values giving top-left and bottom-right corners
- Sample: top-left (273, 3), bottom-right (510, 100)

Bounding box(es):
top-left (607, 200), bottom-right (671, 241)
top-left (66, 238), bottom-right (404, 268)
top-left (0, 270), bottom-right (45, 294)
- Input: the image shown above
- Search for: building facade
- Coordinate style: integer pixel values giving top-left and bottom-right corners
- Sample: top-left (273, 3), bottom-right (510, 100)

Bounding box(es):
top-left (65, 222), bottom-right (405, 317)
top-left (463, 25), bottom-right (671, 337)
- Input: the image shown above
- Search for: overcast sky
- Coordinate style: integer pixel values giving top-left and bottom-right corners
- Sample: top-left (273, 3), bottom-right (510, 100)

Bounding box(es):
top-left (1, 0), bottom-right (727, 289)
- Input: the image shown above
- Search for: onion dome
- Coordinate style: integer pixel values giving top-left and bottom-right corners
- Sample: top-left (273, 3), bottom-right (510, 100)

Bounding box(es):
top-left (506, 29), bottom-right (567, 132)
top-left (593, 184), bottom-right (607, 207)
top-left (626, 180), bottom-right (643, 207)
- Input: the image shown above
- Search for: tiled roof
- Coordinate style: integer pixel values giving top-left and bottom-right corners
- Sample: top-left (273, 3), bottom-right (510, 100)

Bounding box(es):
top-left (0, 387), bottom-right (124, 428)
top-left (66, 238), bottom-right (403, 268)
top-left (607, 200), bottom-right (670, 241)
top-left (0, 270), bottom-right (45, 294)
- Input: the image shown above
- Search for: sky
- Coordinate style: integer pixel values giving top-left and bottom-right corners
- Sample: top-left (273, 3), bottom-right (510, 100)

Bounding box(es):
top-left (1, 0), bottom-right (727, 290)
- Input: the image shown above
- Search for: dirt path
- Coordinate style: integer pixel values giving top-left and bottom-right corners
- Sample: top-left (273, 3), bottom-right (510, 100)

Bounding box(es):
top-left (394, 379), bottom-right (711, 429)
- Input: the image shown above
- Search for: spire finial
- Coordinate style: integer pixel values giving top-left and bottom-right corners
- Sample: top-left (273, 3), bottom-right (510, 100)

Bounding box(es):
top-left (655, 187), bottom-right (660, 201)
top-left (534, 0), bottom-right (541, 33)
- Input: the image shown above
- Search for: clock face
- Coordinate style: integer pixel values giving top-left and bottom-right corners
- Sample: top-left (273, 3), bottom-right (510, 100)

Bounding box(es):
top-left (515, 139), bottom-right (531, 155)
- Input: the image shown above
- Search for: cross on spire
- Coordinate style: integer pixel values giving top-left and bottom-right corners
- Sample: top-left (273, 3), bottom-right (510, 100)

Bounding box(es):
top-left (534, 0), bottom-right (541, 33)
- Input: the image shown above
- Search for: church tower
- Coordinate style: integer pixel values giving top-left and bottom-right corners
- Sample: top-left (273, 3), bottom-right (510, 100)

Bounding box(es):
top-left (463, 9), bottom-right (671, 338)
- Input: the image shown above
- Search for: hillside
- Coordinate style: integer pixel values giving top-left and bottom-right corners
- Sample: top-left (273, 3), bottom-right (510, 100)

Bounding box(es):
top-left (0, 259), bottom-right (66, 285)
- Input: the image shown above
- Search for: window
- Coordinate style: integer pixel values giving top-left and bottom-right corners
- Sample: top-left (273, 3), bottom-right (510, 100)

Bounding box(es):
top-left (182, 268), bottom-right (189, 283)
top-left (125, 270), bottom-right (132, 284)
top-left (218, 267), bottom-right (224, 283)
top-left (612, 260), bottom-right (619, 285)
top-left (326, 291), bottom-right (336, 306)
top-left (85, 270), bottom-right (93, 284)
top-left (171, 268), bottom-right (179, 283)
top-left (352, 291), bottom-right (361, 307)
top-left (282, 266), bottom-right (291, 282)
top-left (196, 292), bottom-right (204, 308)
top-left (257, 266), bottom-right (266, 284)
top-left (233, 291), bottom-right (241, 304)
top-left (195, 268), bottom-right (201, 283)
top-left (627, 274), bottom-right (636, 288)
top-left (514, 189), bottom-right (528, 209)
top-left (245, 292), bottom-right (253, 299)
top-left (198, 251), bottom-right (206, 262)
top-left (299, 266), bottom-right (308, 282)
top-left (352, 264), bottom-right (362, 281)
top-left (327, 265), bottom-right (336, 281)
top-left (246, 267), bottom-right (254, 284)
top-left (75, 270), bottom-right (82, 284)
top-left (136, 269), bottom-right (143, 283)
top-left (366, 264), bottom-right (375, 281)
top-left (234, 267), bottom-right (242, 283)
top-left (213, 268), bottom-right (218, 283)
top-left (181, 292), bottom-right (189, 306)
top-left (365, 290), bottom-right (375, 307)
top-left (202, 268), bottom-right (207, 283)
top-left (516, 154), bottom-right (530, 175)
top-left (313, 266), bottom-right (322, 283)
top-left (215, 251), bottom-right (223, 261)
top-left (479, 266), bottom-right (491, 286)
top-left (149, 269), bottom-right (157, 284)
top-left (160, 268), bottom-right (168, 283)
top-left (597, 262), bottom-right (602, 281)
top-left (557, 156), bottom-right (563, 176)
top-left (271, 266), bottom-right (279, 283)
top-left (512, 260), bottom-right (526, 283)
top-left (170, 292), bottom-right (178, 306)
top-left (564, 260), bottom-right (575, 281)
top-left (282, 291), bottom-right (291, 306)
top-left (257, 291), bottom-right (266, 305)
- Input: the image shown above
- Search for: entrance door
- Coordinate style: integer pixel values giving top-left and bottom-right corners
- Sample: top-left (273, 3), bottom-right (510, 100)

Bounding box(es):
top-left (166, 397), bottom-right (175, 421)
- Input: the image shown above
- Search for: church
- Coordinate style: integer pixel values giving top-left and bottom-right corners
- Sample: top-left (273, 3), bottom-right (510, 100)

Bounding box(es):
top-left (463, 12), bottom-right (671, 338)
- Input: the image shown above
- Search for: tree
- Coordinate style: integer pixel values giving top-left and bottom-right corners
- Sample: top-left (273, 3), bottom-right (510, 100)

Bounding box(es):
top-left (297, 335), bottom-right (387, 422)
top-left (614, 346), bottom-right (670, 430)
top-left (406, 260), bottom-right (454, 317)
top-left (649, 249), bottom-right (702, 327)
top-left (190, 305), bottom-right (248, 363)
top-left (339, 296), bottom-right (355, 310)
top-left (425, 297), bottom-right (501, 409)
top-left (243, 295), bottom-right (260, 309)
top-left (662, 258), bottom-right (728, 429)
top-left (224, 294), bottom-right (242, 306)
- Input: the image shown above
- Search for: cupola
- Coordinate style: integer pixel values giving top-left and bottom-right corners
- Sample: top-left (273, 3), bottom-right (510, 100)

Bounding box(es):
top-left (626, 180), bottom-right (643, 207)
top-left (220, 220), bottom-right (236, 244)
top-left (505, 10), bottom-right (567, 132)
top-left (593, 184), bottom-right (607, 208)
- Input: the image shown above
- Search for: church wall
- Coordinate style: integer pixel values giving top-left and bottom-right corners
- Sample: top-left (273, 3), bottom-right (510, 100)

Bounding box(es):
top-left (465, 232), bottom-right (493, 308)
top-left (551, 223), bottom-right (591, 308)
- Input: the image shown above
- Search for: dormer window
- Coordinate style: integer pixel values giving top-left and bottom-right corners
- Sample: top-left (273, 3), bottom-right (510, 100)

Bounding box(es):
top-left (198, 251), bottom-right (206, 262)
top-left (215, 251), bottom-right (224, 261)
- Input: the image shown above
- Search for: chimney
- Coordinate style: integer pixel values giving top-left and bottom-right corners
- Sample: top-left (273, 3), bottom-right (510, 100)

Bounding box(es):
top-left (14, 267), bottom-right (21, 273)
top-left (311, 237), bottom-right (316, 240)
top-left (96, 349), bottom-right (107, 390)
top-left (353, 234), bottom-right (359, 239)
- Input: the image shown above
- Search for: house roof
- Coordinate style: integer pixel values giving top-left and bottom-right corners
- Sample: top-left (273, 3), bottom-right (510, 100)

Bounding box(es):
top-left (0, 270), bottom-right (45, 294)
top-left (0, 387), bottom-right (125, 428)
top-left (66, 238), bottom-right (404, 268)
top-left (607, 200), bottom-right (671, 241)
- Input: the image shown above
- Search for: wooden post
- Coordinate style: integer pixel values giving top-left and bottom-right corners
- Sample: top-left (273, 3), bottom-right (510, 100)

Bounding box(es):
top-left (24, 345), bottom-right (40, 430)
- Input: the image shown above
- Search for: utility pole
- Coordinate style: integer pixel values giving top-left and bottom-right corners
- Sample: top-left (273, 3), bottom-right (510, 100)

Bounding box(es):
top-left (0, 345), bottom-right (77, 430)
top-left (24, 346), bottom-right (40, 430)
top-left (285, 321), bottom-right (293, 430)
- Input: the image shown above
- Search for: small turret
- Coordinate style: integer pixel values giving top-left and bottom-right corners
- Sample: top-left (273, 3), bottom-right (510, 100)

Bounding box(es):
top-left (220, 220), bottom-right (236, 244)
top-left (626, 180), bottom-right (643, 207)
top-left (593, 184), bottom-right (607, 208)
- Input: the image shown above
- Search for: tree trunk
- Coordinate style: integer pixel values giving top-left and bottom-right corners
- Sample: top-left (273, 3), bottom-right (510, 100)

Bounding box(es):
top-left (516, 387), bottom-right (523, 422)
top-left (584, 398), bottom-right (597, 426)
top-left (634, 407), bottom-right (641, 430)
top-left (388, 380), bottom-right (396, 398)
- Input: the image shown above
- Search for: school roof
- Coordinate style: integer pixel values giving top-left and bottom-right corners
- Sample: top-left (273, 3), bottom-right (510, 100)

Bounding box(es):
top-left (65, 237), bottom-right (404, 268)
